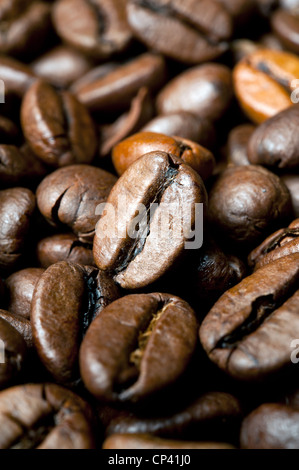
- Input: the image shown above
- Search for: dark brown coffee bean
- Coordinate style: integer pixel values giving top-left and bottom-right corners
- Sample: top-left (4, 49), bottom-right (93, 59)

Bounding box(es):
top-left (126, 0), bottom-right (231, 64)
top-left (208, 165), bottom-right (291, 246)
top-left (99, 87), bottom-right (154, 158)
top-left (37, 234), bottom-right (94, 268)
top-left (157, 64), bottom-right (232, 122)
top-left (80, 293), bottom-right (198, 402)
top-left (93, 151), bottom-right (207, 290)
top-left (73, 53), bottom-right (166, 113)
top-left (53, 0), bottom-right (132, 59)
top-left (0, 55), bottom-right (36, 98)
top-left (233, 49), bottom-right (299, 123)
top-left (112, 132), bottom-right (215, 180)
top-left (248, 105), bottom-right (299, 169)
top-left (227, 124), bottom-right (255, 166)
top-left (0, 187), bottom-right (35, 272)
top-left (0, 383), bottom-right (95, 448)
top-left (0, 1), bottom-right (51, 57)
top-left (31, 261), bottom-right (119, 384)
top-left (0, 144), bottom-right (47, 188)
top-left (0, 317), bottom-right (27, 388)
top-left (21, 80), bottom-right (97, 167)
top-left (141, 112), bottom-right (216, 149)
top-left (5, 268), bottom-right (45, 319)
top-left (199, 254), bottom-right (299, 380)
top-left (32, 45), bottom-right (94, 89)
top-left (0, 116), bottom-right (19, 144)
top-left (36, 164), bottom-right (117, 242)
top-left (103, 434), bottom-right (235, 449)
top-left (272, 9), bottom-right (299, 54)
top-left (240, 403), bottom-right (299, 449)
top-left (249, 219), bottom-right (299, 270)
top-left (282, 174), bottom-right (299, 217)
top-left (0, 310), bottom-right (32, 348)
top-left (106, 391), bottom-right (242, 439)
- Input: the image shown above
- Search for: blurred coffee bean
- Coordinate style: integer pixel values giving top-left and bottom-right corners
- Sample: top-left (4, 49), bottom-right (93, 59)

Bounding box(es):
top-left (94, 152), bottom-right (207, 290)
top-left (227, 124), bottom-right (255, 166)
top-left (233, 49), bottom-right (299, 123)
top-left (249, 218), bottom-right (299, 270)
top-left (37, 234), bottom-right (94, 268)
top-left (5, 268), bottom-right (44, 319)
top-left (157, 64), bottom-right (232, 122)
top-left (209, 165), bottom-right (291, 247)
top-left (0, 383), bottom-right (95, 448)
top-left (80, 293), bottom-right (198, 402)
top-left (0, 317), bottom-right (27, 388)
top-left (248, 105), bottom-right (299, 169)
top-left (0, 188), bottom-right (35, 272)
top-left (112, 132), bottom-right (215, 179)
top-left (53, 0), bottom-right (132, 59)
top-left (0, 116), bottom-right (19, 143)
top-left (31, 261), bottom-right (119, 384)
top-left (282, 174), bottom-right (299, 217)
top-left (73, 53), bottom-right (166, 113)
top-left (21, 80), bottom-right (97, 167)
top-left (199, 254), bottom-right (299, 380)
top-left (32, 46), bottom-right (94, 88)
top-left (0, 55), bottom-right (36, 98)
top-left (272, 9), bottom-right (299, 53)
top-left (126, 0), bottom-right (231, 64)
top-left (36, 164), bottom-right (117, 243)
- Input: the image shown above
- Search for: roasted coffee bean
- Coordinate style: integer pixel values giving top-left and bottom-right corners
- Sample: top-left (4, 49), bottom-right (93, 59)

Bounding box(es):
top-left (103, 434), bottom-right (235, 449)
top-left (272, 9), bottom-right (299, 54)
top-left (126, 0), bottom-right (231, 64)
top-left (31, 261), bottom-right (119, 384)
top-left (227, 124), bottom-right (255, 166)
top-left (0, 1), bottom-right (51, 57)
top-left (141, 112), bottom-right (216, 149)
top-left (282, 174), bottom-right (299, 217)
top-left (233, 49), bottom-right (299, 123)
top-left (37, 234), bottom-right (94, 269)
top-left (105, 391), bottom-right (242, 439)
top-left (36, 164), bottom-right (117, 243)
top-left (0, 317), bottom-right (27, 388)
top-left (157, 64), bottom-right (232, 122)
top-left (32, 46), bottom-right (93, 89)
top-left (93, 152), bottom-right (207, 290)
top-left (249, 219), bottom-right (299, 270)
top-left (5, 268), bottom-right (45, 319)
top-left (112, 132), bottom-right (215, 179)
top-left (0, 383), bottom-right (95, 449)
top-left (240, 403), bottom-right (299, 449)
top-left (99, 87), bottom-right (154, 158)
top-left (208, 165), bottom-right (291, 246)
top-left (217, 0), bottom-right (255, 23)
top-left (0, 310), bottom-right (32, 348)
top-left (80, 293), bottom-right (198, 402)
top-left (53, 0), bottom-right (132, 59)
top-left (0, 188), bottom-right (35, 272)
top-left (73, 53), bottom-right (166, 113)
top-left (0, 116), bottom-right (19, 144)
top-left (199, 254), bottom-right (299, 380)
top-left (0, 55), bottom-right (36, 98)
top-left (0, 144), bottom-right (47, 188)
top-left (248, 105), bottom-right (299, 169)
top-left (21, 80), bottom-right (97, 168)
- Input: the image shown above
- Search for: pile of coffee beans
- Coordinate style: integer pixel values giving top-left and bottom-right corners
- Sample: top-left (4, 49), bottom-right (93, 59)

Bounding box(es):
top-left (0, 0), bottom-right (299, 450)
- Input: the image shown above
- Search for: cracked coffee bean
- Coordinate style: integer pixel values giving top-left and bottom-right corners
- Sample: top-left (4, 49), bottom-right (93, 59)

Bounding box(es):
top-left (31, 261), bottom-right (119, 384)
top-left (80, 293), bottom-right (198, 402)
top-left (21, 80), bottom-right (97, 167)
top-left (36, 164), bottom-right (117, 243)
top-left (93, 151), bottom-right (207, 290)
top-left (53, 0), bottom-right (132, 59)
top-left (0, 383), bottom-right (95, 449)
top-left (0, 317), bottom-right (27, 388)
top-left (233, 49), bottom-right (299, 123)
top-left (199, 253), bottom-right (299, 381)
top-left (112, 131), bottom-right (215, 179)
top-left (37, 233), bottom-right (95, 268)
top-left (126, 0), bottom-right (231, 64)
